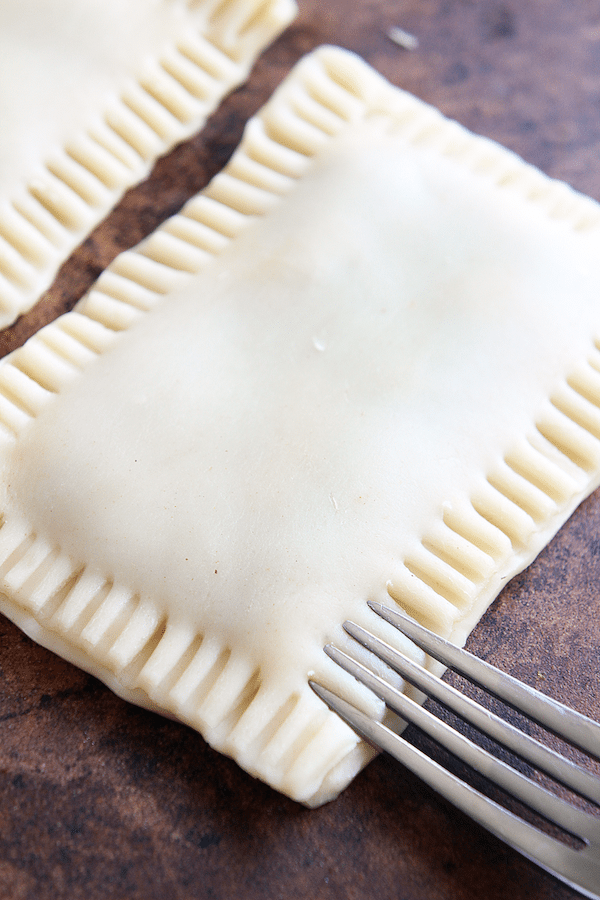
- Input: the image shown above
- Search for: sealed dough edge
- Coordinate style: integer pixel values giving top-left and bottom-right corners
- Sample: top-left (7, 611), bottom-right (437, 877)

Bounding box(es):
top-left (0, 0), bottom-right (297, 328)
top-left (0, 47), bottom-right (599, 805)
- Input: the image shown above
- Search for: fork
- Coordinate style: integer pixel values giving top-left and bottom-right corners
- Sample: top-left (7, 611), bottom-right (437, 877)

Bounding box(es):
top-left (310, 601), bottom-right (600, 899)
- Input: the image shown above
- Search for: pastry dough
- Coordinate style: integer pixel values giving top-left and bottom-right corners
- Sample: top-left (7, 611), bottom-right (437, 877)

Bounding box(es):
top-left (1, 46), bottom-right (600, 805)
top-left (0, 0), bottom-right (296, 327)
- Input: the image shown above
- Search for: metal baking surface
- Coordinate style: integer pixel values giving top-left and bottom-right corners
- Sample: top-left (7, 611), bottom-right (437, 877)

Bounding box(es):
top-left (1, 2), bottom-right (599, 898)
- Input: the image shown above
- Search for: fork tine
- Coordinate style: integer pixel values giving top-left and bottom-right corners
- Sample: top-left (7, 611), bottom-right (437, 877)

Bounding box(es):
top-left (310, 679), bottom-right (600, 900)
top-left (343, 619), bottom-right (600, 806)
top-left (369, 601), bottom-right (600, 761)
top-left (319, 643), bottom-right (594, 839)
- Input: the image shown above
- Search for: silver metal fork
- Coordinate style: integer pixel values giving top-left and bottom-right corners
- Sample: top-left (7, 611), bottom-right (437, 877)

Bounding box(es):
top-left (310, 601), bottom-right (600, 899)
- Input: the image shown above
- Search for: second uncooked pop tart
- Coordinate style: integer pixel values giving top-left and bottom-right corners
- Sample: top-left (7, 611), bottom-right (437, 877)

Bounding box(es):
top-left (0, 0), bottom-right (296, 326)
top-left (1, 46), bottom-right (600, 805)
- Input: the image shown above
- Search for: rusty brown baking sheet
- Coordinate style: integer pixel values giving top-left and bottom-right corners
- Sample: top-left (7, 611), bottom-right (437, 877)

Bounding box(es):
top-left (1, 1), bottom-right (599, 898)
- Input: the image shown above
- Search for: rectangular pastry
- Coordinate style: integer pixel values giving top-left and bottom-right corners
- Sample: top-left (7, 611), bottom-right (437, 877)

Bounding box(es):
top-left (1, 45), bottom-right (600, 805)
top-left (0, 0), bottom-right (296, 326)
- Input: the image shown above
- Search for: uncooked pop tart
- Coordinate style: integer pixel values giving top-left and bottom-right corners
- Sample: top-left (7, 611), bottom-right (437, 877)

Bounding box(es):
top-left (0, 0), bottom-right (296, 327)
top-left (1, 46), bottom-right (600, 805)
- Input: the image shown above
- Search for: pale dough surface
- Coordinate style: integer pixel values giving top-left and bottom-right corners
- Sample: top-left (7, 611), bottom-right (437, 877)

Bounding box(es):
top-left (0, 0), bottom-right (189, 194)
top-left (8, 118), bottom-right (600, 681)
top-left (1, 47), bottom-right (600, 804)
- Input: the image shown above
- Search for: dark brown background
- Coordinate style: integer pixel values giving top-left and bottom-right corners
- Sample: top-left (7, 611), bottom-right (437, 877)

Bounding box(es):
top-left (1, 1), bottom-right (600, 898)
